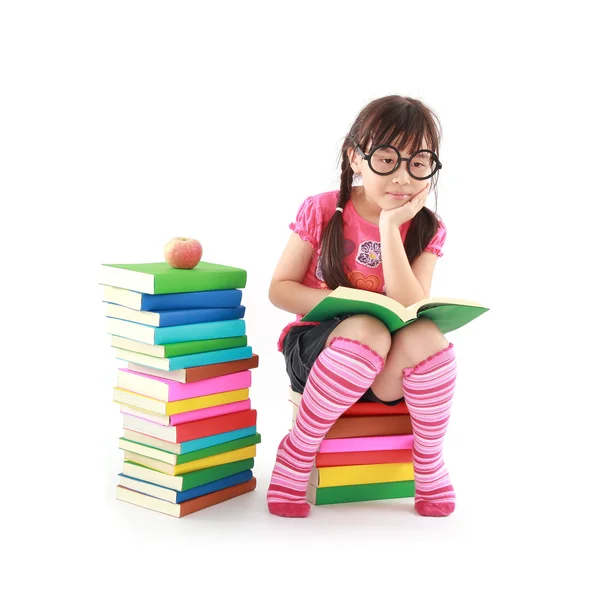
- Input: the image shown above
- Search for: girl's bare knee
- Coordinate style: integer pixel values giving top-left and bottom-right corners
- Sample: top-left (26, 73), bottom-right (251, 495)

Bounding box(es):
top-left (392, 318), bottom-right (448, 365)
top-left (326, 314), bottom-right (392, 358)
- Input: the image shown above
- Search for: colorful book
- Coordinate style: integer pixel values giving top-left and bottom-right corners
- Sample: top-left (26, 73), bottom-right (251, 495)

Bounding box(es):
top-left (120, 399), bottom-right (251, 426)
top-left (123, 445), bottom-right (257, 475)
top-left (315, 449), bottom-right (413, 468)
top-left (118, 433), bottom-right (261, 466)
top-left (343, 401), bottom-right (410, 416)
top-left (100, 261), bottom-right (247, 295)
top-left (123, 426), bottom-right (257, 454)
top-left (115, 345), bottom-right (253, 371)
top-left (117, 469), bottom-right (253, 504)
top-left (116, 477), bottom-right (256, 517)
top-left (102, 286), bottom-right (243, 311)
top-left (288, 387), bottom-right (408, 416)
top-left (122, 409), bottom-right (258, 443)
top-left (122, 457), bottom-right (254, 491)
top-left (113, 387), bottom-right (249, 415)
top-left (319, 434), bottom-right (414, 453)
top-left (105, 304), bottom-right (246, 328)
top-left (111, 335), bottom-right (248, 358)
top-left (292, 414), bottom-right (412, 438)
top-left (106, 317), bottom-right (245, 345)
top-left (116, 368), bottom-right (251, 402)
top-left (126, 354), bottom-right (260, 383)
top-left (307, 480), bottom-right (415, 505)
top-left (302, 285), bottom-right (489, 334)
top-left (310, 462), bottom-right (414, 487)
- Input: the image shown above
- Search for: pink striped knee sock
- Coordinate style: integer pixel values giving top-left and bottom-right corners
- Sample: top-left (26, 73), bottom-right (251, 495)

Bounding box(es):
top-left (267, 336), bottom-right (384, 517)
top-left (402, 342), bottom-right (457, 517)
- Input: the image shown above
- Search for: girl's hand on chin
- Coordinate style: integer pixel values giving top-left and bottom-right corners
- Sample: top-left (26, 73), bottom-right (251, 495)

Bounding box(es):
top-left (379, 182), bottom-right (430, 228)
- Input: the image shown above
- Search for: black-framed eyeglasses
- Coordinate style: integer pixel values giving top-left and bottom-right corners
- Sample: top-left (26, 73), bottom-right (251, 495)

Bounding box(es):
top-left (353, 141), bottom-right (442, 180)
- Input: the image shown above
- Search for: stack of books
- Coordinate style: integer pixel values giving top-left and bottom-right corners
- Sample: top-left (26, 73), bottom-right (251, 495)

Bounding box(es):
top-left (288, 387), bottom-right (415, 506)
top-left (100, 260), bottom-right (261, 518)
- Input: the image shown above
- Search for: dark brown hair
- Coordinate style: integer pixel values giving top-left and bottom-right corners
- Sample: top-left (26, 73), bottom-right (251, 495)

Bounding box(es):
top-left (320, 95), bottom-right (443, 290)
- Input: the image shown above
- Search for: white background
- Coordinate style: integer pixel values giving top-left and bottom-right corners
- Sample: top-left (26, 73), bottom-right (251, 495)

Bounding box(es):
top-left (1, 1), bottom-right (599, 598)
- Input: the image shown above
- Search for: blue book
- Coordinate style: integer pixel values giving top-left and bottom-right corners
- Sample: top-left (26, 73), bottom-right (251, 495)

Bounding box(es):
top-left (106, 317), bottom-right (245, 345)
top-left (104, 303), bottom-right (246, 327)
top-left (178, 426), bottom-right (257, 453)
top-left (118, 469), bottom-right (254, 504)
top-left (102, 287), bottom-right (243, 311)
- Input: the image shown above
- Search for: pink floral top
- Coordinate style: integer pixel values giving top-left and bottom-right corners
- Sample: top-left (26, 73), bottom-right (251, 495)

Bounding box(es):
top-left (276, 189), bottom-right (447, 351)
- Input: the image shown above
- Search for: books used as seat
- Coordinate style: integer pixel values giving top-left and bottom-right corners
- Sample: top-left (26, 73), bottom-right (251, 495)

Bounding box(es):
top-left (307, 480), bottom-right (415, 505)
top-left (302, 286), bottom-right (489, 334)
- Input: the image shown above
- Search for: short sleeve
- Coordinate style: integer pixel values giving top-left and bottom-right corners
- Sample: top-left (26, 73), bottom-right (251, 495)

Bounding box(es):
top-left (289, 196), bottom-right (321, 250)
top-left (424, 217), bottom-right (447, 257)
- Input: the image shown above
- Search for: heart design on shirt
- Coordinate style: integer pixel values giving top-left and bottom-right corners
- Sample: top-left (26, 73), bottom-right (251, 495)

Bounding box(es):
top-left (348, 271), bottom-right (381, 292)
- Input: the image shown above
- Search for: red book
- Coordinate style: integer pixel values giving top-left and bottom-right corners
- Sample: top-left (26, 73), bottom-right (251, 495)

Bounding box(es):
top-left (342, 402), bottom-right (409, 416)
top-left (316, 449), bottom-right (413, 468)
top-left (122, 409), bottom-right (257, 443)
top-left (288, 398), bottom-right (409, 417)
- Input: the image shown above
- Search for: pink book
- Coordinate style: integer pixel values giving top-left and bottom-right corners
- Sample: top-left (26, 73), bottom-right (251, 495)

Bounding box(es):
top-left (120, 399), bottom-right (251, 426)
top-left (117, 368), bottom-right (251, 401)
top-left (319, 434), bottom-right (414, 453)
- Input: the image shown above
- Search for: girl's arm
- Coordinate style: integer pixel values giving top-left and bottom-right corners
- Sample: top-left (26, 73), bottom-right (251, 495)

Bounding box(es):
top-left (379, 220), bottom-right (427, 307)
top-left (269, 232), bottom-right (331, 315)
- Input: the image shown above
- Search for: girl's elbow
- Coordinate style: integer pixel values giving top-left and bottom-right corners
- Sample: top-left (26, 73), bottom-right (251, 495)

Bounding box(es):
top-left (268, 280), bottom-right (281, 306)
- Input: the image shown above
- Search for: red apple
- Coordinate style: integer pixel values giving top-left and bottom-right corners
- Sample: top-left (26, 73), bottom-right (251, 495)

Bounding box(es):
top-left (164, 237), bottom-right (202, 269)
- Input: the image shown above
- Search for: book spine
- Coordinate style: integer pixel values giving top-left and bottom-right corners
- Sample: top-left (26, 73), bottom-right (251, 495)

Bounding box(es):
top-left (319, 434), bottom-right (414, 453)
top-left (309, 480), bottom-right (415, 505)
top-left (175, 409), bottom-right (257, 443)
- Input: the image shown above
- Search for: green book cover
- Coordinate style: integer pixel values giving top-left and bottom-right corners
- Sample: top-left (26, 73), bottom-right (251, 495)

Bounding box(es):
top-left (121, 433), bottom-right (261, 466)
top-left (100, 261), bottom-right (247, 294)
top-left (302, 286), bottom-right (489, 335)
top-left (124, 458), bottom-right (255, 491)
top-left (112, 335), bottom-right (248, 358)
top-left (175, 433), bottom-right (261, 465)
top-left (309, 479), bottom-right (415, 505)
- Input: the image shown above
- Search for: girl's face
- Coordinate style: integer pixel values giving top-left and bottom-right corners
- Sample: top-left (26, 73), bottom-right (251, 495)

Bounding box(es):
top-left (348, 137), bottom-right (430, 212)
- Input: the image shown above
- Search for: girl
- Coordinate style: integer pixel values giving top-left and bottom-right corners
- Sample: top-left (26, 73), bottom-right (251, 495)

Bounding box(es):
top-left (267, 95), bottom-right (457, 519)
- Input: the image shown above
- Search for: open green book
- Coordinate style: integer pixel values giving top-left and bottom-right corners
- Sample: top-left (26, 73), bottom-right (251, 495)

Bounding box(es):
top-left (301, 286), bottom-right (489, 334)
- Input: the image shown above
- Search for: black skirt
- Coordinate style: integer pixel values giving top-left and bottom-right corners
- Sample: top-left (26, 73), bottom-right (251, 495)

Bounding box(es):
top-left (281, 315), bottom-right (405, 405)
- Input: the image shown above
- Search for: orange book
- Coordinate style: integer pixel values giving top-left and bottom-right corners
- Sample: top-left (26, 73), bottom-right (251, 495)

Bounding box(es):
top-left (316, 448), bottom-right (413, 468)
top-left (116, 477), bottom-right (256, 517)
top-left (128, 354), bottom-right (260, 383)
top-left (323, 415), bottom-right (412, 439)
top-left (342, 401), bottom-right (409, 416)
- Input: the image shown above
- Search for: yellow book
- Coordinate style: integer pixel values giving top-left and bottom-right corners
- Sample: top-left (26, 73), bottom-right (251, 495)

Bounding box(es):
top-left (123, 445), bottom-right (256, 476)
top-left (113, 387), bottom-right (249, 415)
top-left (309, 462), bottom-right (414, 488)
top-left (118, 432), bottom-right (260, 465)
